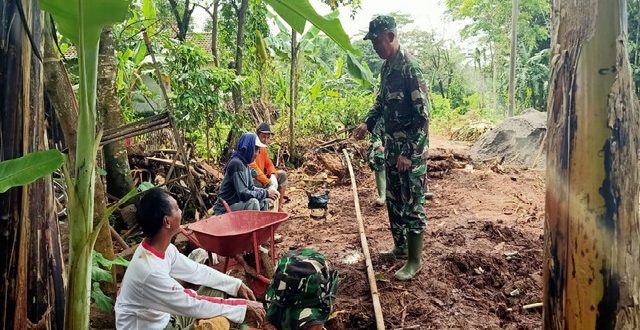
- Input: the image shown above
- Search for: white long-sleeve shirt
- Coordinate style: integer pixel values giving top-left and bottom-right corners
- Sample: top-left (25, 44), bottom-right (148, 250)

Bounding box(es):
top-left (115, 241), bottom-right (247, 329)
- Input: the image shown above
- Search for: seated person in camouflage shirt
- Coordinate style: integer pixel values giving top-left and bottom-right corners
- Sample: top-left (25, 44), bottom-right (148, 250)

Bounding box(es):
top-left (214, 133), bottom-right (280, 215)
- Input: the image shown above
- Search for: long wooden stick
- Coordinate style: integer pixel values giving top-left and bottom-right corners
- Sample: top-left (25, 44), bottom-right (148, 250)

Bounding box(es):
top-left (343, 149), bottom-right (386, 330)
top-left (109, 225), bottom-right (130, 250)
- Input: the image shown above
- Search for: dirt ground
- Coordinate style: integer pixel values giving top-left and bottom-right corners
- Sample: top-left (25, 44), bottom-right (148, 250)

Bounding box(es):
top-left (277, 137), bottom-right (545, 330)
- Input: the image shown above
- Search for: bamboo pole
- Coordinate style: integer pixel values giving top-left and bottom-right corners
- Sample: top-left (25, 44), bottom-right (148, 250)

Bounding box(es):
top-left (343, 149), bottom-right (385, 330)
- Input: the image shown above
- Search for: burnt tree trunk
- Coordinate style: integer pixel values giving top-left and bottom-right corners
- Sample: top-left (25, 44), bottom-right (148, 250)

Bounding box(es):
top-left (0, 2), bottom-right (65, 329)
top-left (98, 26), bottom-right (135, 199)
top-left (544, 0), bottom-right (640, 328)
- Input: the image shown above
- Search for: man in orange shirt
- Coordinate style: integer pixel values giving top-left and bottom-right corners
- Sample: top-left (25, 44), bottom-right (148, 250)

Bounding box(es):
top-left (249, 123), bottom-right (288, 212)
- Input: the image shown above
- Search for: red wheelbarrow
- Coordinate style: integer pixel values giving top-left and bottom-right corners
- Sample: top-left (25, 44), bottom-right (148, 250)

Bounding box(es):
top-left (180, 202), bottom-right (288, 296)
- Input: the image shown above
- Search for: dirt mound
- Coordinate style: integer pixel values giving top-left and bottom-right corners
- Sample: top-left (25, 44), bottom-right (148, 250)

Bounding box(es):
top-left (470, 109), bottom-right (546, 168)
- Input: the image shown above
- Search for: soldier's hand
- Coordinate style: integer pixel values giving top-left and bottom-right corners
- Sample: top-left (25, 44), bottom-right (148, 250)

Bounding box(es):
top-left (244, 300), bottom-right (266, 325)
top-left (352, 123), bottom-right (368, 140)
top-left (396, 155), bottom-right (411, 172)
top-left (376, 145), bottom-right (385, 152)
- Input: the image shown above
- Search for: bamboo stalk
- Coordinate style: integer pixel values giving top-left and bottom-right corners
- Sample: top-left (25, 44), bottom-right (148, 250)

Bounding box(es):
top-left (342, 149), bottom-right (385, 330)
top-left (100, 112), bottom-right (170, 140)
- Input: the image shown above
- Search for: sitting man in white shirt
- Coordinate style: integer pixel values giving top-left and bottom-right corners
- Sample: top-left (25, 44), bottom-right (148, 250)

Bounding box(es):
top-left (115, 187), bottom-right (265, 329)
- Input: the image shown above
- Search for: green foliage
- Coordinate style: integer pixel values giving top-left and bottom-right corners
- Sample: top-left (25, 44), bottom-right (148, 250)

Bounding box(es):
top-left (263, 0), bottom-right (359, 54)
top-left (628, 0), bottom-right (640, 94)
top-left (142, 0), bottom-right (158, 35)
top-left (0, 149), bottom-right (64, 193)
top-left (445, 0), bottom-right (550, 113)
top-left (346, 52), bottom-right (375, 87)
top-left (91, 251), bottom-right (130, 311)
top-left (430, 92), bottom-right (501, 136)
top-left (163, 40), bottom-right (237, 128)
top-left (277, 82), bottom-right (374, 138)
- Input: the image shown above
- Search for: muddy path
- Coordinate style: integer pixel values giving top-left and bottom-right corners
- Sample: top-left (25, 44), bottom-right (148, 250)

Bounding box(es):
top-left (277, 137), bottom-right (545, 330)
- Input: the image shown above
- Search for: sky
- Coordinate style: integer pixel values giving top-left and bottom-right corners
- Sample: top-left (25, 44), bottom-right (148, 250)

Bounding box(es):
top-left (192, 0), bottom-right (467, 42)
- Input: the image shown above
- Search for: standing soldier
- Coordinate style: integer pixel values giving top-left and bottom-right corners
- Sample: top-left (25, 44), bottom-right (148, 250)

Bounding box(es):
top-left (369, 119), bottom-right (386, 207)
top-left (353, 15), bottom-right (430, 281)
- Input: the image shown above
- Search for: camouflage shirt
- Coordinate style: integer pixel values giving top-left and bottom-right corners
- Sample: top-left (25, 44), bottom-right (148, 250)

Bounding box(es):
top-left (365, 47), bottom-right (430, 157)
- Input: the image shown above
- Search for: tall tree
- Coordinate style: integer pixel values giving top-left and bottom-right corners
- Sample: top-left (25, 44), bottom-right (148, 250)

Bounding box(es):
top-left (289, 28), bottom-right (299, 154)
top-left (446, 0), bottom-right (550, 112)
top-left (99, 26), bottom-right (135, 199)
top-left (231, 0), bottom-right (249, 113)
top-left (168, 0), bottom-right (196, 41)
top-left (507, 0), bottom-right (519, 116)
top-left (197, 0), bottom-right (220, 66)
top-left (544, 0), bottom-right (640, 328)
top-left (0, 1), bottom-right (65, 328)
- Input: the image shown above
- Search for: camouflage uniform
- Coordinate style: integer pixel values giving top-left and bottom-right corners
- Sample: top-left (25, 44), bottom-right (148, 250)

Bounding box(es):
top-left (264, 249), bottom-right (338, 330)
top-left (364, 17), bottom-right (430, 251)
top-left (368, 119), bottom-right (385, 172)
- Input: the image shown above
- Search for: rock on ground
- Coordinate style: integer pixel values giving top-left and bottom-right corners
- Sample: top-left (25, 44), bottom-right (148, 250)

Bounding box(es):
top-left (470, 108), bottom-right (546, 168)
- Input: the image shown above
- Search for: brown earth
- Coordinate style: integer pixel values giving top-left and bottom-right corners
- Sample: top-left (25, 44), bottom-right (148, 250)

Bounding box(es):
top-left (277, 137), bottom-right (545, 330)
top-left (84, 136), bottom-right (545, 329)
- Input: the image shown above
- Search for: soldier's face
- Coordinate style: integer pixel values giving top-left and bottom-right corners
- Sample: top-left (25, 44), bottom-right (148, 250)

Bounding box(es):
top-left (372, 32), bottom-right (394, 59)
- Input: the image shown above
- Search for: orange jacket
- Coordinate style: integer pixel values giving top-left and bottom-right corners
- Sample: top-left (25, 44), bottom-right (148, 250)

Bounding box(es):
top-left (249, 147), bottom-right (276, 187)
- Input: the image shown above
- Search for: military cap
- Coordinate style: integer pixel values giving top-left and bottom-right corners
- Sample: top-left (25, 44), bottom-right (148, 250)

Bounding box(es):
top-left (363, 15), bottom-right (397, 40)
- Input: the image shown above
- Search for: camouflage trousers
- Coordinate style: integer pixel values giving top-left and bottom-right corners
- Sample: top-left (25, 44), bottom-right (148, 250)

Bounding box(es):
top-left (384, 140), bottom-right (427, 249)
top-left (368, 144), bottom-right (386, 172)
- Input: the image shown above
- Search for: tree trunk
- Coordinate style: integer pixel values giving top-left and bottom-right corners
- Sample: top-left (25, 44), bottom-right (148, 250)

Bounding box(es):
top-left (211, 0), bottom-right (220, 67)
top-left (490, 42), bottom-right (498, 112)
top-left (544, 0), bottom-right (640, 328)
top-left (168, 0), bottom-right (194, 41)
top-left (289, 29), bottom-right (298, 155)
top-left (507, 0), bottom-right (519, 117)
top-left (98, 26), bottom-right (135, 199)
top-left (231, 0), bottom-right (249, 114)
top-left (0, 2), bottom-right (65, 329)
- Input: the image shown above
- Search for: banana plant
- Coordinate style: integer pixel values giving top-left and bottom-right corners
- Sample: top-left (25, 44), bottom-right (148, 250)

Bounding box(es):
top-left (262, 0), bottom-right (358, 54)
top-left (38, 0), bottom-right (130, 328)
top-left (0, 149), bottom-right (63, 193)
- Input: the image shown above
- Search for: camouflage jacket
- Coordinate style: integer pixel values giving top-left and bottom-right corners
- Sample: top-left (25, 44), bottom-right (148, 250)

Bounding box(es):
top-left (365, 47), bottom-right (430, 157)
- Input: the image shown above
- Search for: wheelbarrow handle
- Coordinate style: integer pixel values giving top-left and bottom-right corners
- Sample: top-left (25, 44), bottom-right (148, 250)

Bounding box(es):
top-left (221, 199), bottom-right (232, 213)
top-left (180, 227), bottom-right (200, 246)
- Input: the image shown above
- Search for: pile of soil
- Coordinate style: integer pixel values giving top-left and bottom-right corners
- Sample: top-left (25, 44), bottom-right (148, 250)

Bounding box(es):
top-left (277, 137), bottom-right (545, 329)
top-left (470, 109), bottom-right (546, 168)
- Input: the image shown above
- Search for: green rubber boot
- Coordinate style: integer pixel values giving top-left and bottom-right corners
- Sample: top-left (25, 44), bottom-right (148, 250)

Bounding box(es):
top-left (374, 170), bottom-right (386, 206)
top-left (394, 232), bottom-right (423, 281)
top-left (381, 231), bottom-right (407, 260)
top-left (382, 245), bottom-right (408, 259)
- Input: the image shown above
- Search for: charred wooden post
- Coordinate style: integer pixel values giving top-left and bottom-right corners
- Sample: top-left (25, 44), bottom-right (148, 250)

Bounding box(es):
top-left (1, 1), bottom-right (65, 328)
top-left (544, 0), bottom-right (640, 328)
